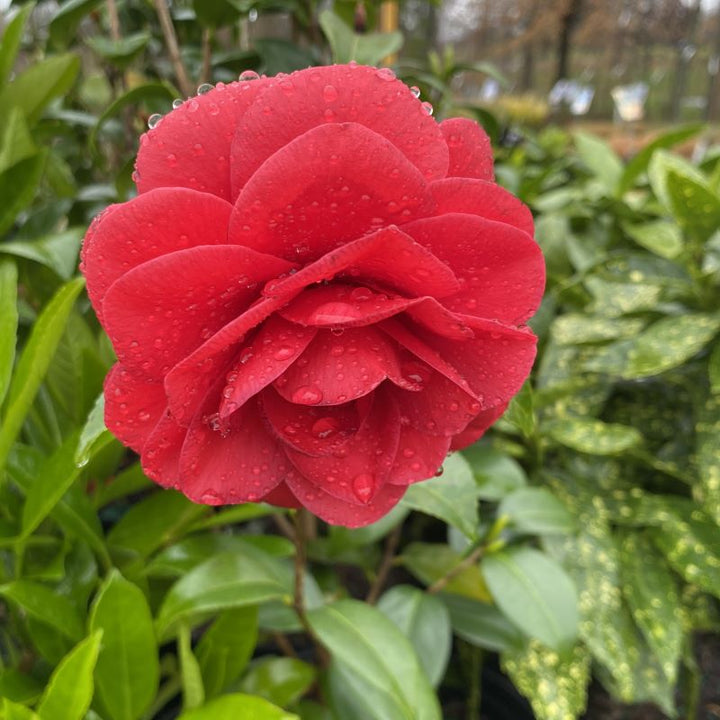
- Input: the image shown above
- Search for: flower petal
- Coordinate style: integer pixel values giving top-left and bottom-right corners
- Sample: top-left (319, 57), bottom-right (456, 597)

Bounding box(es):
top-left (141, 411), bottom-right (186, 488)
top-left (388, 426), bottom-right (451, 486)
top-left (274, 327), bottom-right (400, 406)
top-left (104, 364), bottom-right (167, 452)
top-left (102, 245), bottom-right (294, 380)
top-left (449, 403), bottom-right (508, 450)
top-left (81, 188), bottom-right (232, 322)
top-left (401, 213), bottom-right (545, 324)
top-left (230, 64), bottom-right (448, 194)
top-left (258, 481), bottom-right (301, 509)
top-left (429, 178), bottom-right (534, 236)
top-left (135, 78), bottom-right (273, 201)
top-left (178, 398), bottom-right (288, 504)
top-left (440, 117), bottom-right (494, 181)
top-left (228, 123), bottom-right (431, 262)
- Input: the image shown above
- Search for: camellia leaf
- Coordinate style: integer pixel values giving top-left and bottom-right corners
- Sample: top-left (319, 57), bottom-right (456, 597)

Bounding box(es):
top-left (501, 641), bottom-right (590, 720)
top-left (36, 631), bottom-right (102, 720)
top-left (0, 276), bottom-right (85, 475)
top-left (239, 657), bottom-right (316, 708)
top-left (376, 585), bottom-right (451, 687)
top-left (179, 624), bottom-right (205, 711)
top-left (547, 418), bottom-right (642, 455)
top-left (75, 393), bottom-right (112, 468)
top-left (482, 547), bottom-right (579, 651)
top-left (498, 487), bottom-right (575, 535)
top-left (0, 260), bottom-right (18, 407)
top-left (89, 569), bottom-right (159, 720)
top-left (319, 10), bottom-right (402, 66)
top-left (402, 452), bottom-right (480, 538)
top-left (177, 694), bottom-right (298, 720)
top-left (49, 0), bottom-right (103, 49)
top-left (462, 444), bottom-right (527, 500)
top-left (0, 3), bottom-right (36, 89)
top-left (308, 600), bottom-right (441, 720)
top-left (0, 152), bottom-right (46, 236)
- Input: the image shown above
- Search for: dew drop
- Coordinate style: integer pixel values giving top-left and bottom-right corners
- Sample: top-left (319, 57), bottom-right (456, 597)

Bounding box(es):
top-left (292, 385), bottom-right (324, 405)
top-left (352, 473), bottom-right (375, 503)
top-left (239, 69), bottom-right (259, 81)
top-left (421, 101), bottom-right (434, 116)
top-left (172, 98), bottom-right (184, 109)
top-left (350, 286), bottom-right (372, 302)
top-left (200, 490), bottom-right (222, 504)
top-left (402, 447), bottom-right (415, 458)
top-left (323, 84), bottom-right (339, 102)
top-left (197, 82), bottom-right (214, 95)
top-left (324, 108), bottom-right (337, 122)
top-left (312, 417), bottom-right (340, 439)
top-left (376, 67), bottom-right (396, 81)
top-left (147, 113), bottom-right (162, 128)
top-left (274, 345), bottom-right (295, 361)
top-left (410, 85), bottom-right (421, 98)
top-left (400, 360), bottom-right (431, 390)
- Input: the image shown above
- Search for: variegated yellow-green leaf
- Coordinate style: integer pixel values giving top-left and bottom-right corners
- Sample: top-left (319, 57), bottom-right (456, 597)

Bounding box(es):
top-left (695, 393), bottom-right (720, 524)
top-left (547, 418), bottom-right (642, 455)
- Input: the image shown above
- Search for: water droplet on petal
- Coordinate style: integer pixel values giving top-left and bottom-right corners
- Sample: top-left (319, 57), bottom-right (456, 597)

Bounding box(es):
top-left (172, 98), bottom-right (184, 108)
top-left (350, 286), bottom-right (372, 302)
top-left (352, 473), bottom-right (375, 503)
top-left (239, 69), bottom-right (259, 81)
top-left (292, 385), bottom-right (324, 405)
top-left (410, 85), bottom-right (421, 98)
top-left (312, 417), bottom-right (340, 439)
top-left (402, 447), bottom-right (415, 458)
top-left (274, 345), bottom-right (295, 361)
top-left (422, 101), bottom-right (434, 115)
top-left (400, 361), bottom-right (431, 390)
top-left (147, 113), bottom-right (162, 128)
top-left (197, 82), bottom-right (214, 94)
top-left (323, 84), bottom-right (338, 102)
top-left (376, 67), bottom-right (396, 81)
top-left (200, 490), bottom-right (222, 504)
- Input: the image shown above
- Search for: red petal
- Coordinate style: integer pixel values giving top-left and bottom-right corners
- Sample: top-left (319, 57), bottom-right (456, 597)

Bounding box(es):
top-left (284, 392), bottom-right (402, 507)
top-left (261, 387), bottom-right (362, 457)
top-left (440, 118), bottom-right (494, 181)
top-left (102, 245), bottom-right (294, 380)
top-left (401, 213), bottom-right (545, 325)
top-left (218, 317), bottom-right (317, 419)
top-left (429, 178), bottom-right (534, 236)
top-left (135, 78), bottom-right (273, 201)
top-left (81, 188), bottom-right (232, 323)
top-left (141, 411), bottom-right (186, 488)
top-left (262, 225), bottom-right (459, 301)
top-left (230, 64), bottom-right (448, 194)
top-left (274, 327), bottom-right (400, 406)
top-left (164, 295), bottom-right (288, 426)
top-left (388, 425), bottom-right (451, 485)
top-left (178, 398), bottom-right (288, 504)
top-left (228, 123), bottom-right (431, 262)
top-left (450, 403), bottom-right (508, 450)
top-left (259, 482), bottom-right (301, 509)
top-left (104, 364), bottom-right (167, 452)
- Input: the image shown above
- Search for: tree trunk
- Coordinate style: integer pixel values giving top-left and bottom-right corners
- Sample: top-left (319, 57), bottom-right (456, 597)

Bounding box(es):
top-left (554, 0), bottom-right (583, 83)
top-left (707, 12), bottom-right (720, 121)
top-left (670, 0), bottom-right (701, 121)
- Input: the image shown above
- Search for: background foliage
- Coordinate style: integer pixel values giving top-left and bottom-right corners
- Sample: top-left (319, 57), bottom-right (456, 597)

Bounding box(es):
top-left (1, 2), bottom-right (719, 719)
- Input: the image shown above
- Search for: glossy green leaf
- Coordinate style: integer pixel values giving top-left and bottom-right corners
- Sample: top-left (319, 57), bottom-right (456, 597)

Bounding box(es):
top-left (89, 570), bottom-right (159, 720)
top-left (107, 489), bottom-right (207, 558)
top-left (308, 600), bottom-right (441, 720)
top-left (440, 594), bottom-right (523, 652)
top-left (0, 152), bottom-right (46, 236)
top-left (498, 487), bottom-right (575, 535)
top-left (319, 10), bottom-right (402, 65)
top-left (86, 32), bottom-right (150, 67)
top-left (49, 0), bottom-right (103, 48)
top-left (482, 547), bottom-right (579, 651)
top-left (0, 107), bottom-right (36, 173)
top-left (666, 169), bottom-right (720, 242)
top-left (402, 453), bottom-right (480, 538)
top-left (547, 418), bottom-right (642, 455)
top-left (401, 542), bottom-right (491, 601)
top-left (197, 607), bottom-right (258, 698)
top-left (36, 631), bottom-right (102, 720)
top-left (156, 548), bottom-right (290, 639)
top-left (502, 381), bottom-right (535, 438)
top-left (574, 132), bottom-right (623, 193)
top-left (239, 657), bottom-right (316, 708)
top-left (624, 220), bottom-right (683, 260)
top-left (75, 393), bottom-right (112, 467)
top-left (619, 533), bottom-right (682, 682)
top-left (502, 641), bottom-right (590, 720)
top-left (0, 669), bottom-right (44, 705)
top-left (0, 260), bottom-right (18, 407)
top-left (377, 585), bottom-right (451, 687)
top-left (0, 229), bottom-right (84, 280)
top-left (21, 431), bottom-right (82, 537)
top-left (0, 580), bottom-right (83, 640)
top-left (648, 149), bottom-right (708, 211)
top-left (192, 0), bottom-right (241, 28)
top-left (462, 444), bottom-right (527, 500)
top-left (0, 53), bottom-right (80, 125)
top-left (179, 624), bottom-right (205, 711)
top-left (0, 4), bottom-right (35, 88)
top-left (0, 277), bottom-right (85, 475)
top-left (2, 699), bottom-right (40, 720)
top-left (178, 694), bottom-right (298, 720)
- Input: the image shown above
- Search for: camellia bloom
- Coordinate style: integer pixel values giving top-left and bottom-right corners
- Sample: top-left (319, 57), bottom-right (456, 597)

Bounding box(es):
top-left (81, 64), bottom-right (545, 527)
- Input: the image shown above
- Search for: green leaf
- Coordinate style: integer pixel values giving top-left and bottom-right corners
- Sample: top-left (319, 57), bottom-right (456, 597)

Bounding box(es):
top-left (0, 107), bottom-right (36, 173)
top-left (0, 152), bottom-right (46, 236)
top-left (401, 543), bottom-right (491, 601)
top-left (502, 381), bottom-right (535, 438)
top-left (85, 32), bottom-right (150, 68)
top-left (574, 132), bottom-right (623, 194)
top-left (696, 393), bottom-right (720, 523)
top-left (36, 631), bottom-right (102, 720)
top-left (501, 641), bottom-right (590, 720)
top-left (402, 453), bottom-right (480, 538)
top-left (21, 431), bottom-right (82, 537)
top-left (0, 229), bottom-right (84, 280)
top-left (482, 547), bottom-right (579, 651)
top-left (0, 669), bottom-right (44, 704)
top-left (75, 393), bottom-right (112, 467)
top-left (179, 624), bottom-right (205, 711)
top-left (178, 694), bottom-right (298, 720)
top-left (498, 487), bottom-right (575, 535)
top-left (665, 169), bottom-right (720, 242)
top-left (585, 278), bottom-right (661, 318)
top-left (0, 3), bottom-right (35, 89)
top-left (624, 220), bottom-right (684, 260)
top-left (0, 260), bottom-right (18, 407)
top-left (710, 341), bottom-right (720, 395)
top-left (376, 585), bottom-right (451, 687)
top-left (319, 10), bottom-right (402, 65)
top-left (0, 53), bottom-right (80, 125)
top-left (308, 600), bottom-right (441, 720)
top-left (197, 607), bottom-right (258, 698)
top-left (0, 580), bottom-right (83, 641)
top-left (49, 0), bottom-right (103, 49)
top-left (648, 149), bottom-right (708, 211)
top-left (156, 548), bottom-right (290, 639)
top-left (89, 570), bottom-right (159, 720)
top-left (192, 0), bottom-right (241, 28)
top-left (621, 313), bottom-right (720, 379)
top-left (619, 533), bottom-right (682, 683)
top-left (107, 489), bottom-right (207, 558)
top-left (2, 699), bottom-right (40, 720)
top-left (547, 418), bottom-right (642, 455)
top-left (0, 277), bottom-right (85, 475)
top-left (462, 444), bottom-right (527, 500)
top-left (440, 594), bottom-right (523, 652)
top-left (239, 657), bottom-right (316, 708)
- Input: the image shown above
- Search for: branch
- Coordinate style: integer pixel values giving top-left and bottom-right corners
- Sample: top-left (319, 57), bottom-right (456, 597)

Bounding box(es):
top-left (151, 0), bottom-right (193, 97)
top-left (427, 546), bottom-right (484, 595)
top-left (365, 524), bottom-right (402, 604)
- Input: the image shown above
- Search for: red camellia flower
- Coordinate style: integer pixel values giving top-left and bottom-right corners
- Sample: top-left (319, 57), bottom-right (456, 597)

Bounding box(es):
top-left (81, 63), bottom-right (545, 527)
